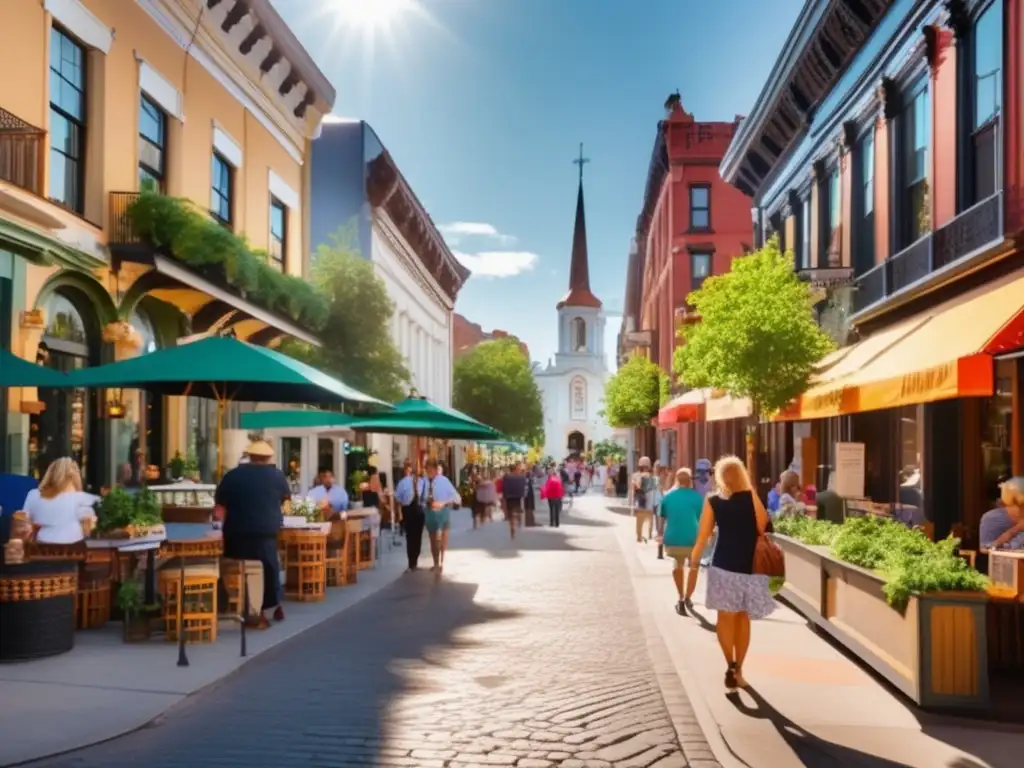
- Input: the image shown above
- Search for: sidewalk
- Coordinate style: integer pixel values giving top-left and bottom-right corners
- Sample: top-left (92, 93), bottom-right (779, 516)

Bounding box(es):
top-left (0, 512), bottom-right (473, 767)
top-left (581, 495), bottom-right (1021, 768)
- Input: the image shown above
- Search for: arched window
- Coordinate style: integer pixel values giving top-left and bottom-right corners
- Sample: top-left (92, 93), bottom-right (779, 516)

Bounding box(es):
top-left (571, 317), bottom-right (586, 352)
top-left (130, 308), bottom-right (158, 354)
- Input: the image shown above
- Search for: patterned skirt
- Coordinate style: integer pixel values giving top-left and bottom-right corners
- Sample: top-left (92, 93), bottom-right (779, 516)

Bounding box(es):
top-left (705, 566), bottom-right (776, 620)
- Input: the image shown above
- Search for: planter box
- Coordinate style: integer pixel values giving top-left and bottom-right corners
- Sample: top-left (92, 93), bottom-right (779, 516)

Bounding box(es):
top-left (775, 535), bottom-right (989, 711)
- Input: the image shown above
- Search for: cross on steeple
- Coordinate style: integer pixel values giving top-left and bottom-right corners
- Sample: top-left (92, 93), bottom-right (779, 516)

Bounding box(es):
top-left (572, 142), bottom-right (590, 184)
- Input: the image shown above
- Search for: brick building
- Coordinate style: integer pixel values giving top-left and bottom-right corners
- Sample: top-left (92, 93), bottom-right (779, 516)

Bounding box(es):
top-left (619, 94), bottom-right (753, 467)
top-left (453, 313), bottom-right (529, 359)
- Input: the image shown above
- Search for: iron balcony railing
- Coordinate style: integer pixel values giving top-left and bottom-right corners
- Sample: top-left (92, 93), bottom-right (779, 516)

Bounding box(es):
top-left (0, 107), bottom-right (45, 196)
top-left (108, 191), bottom-right (141, 245)
top-left (852, 190), bottom-right (1005, 315)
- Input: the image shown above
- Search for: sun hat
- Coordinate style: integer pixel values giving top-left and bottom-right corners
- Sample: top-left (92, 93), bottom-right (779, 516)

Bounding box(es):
top-left (244, 440), bottom-right (275, 458)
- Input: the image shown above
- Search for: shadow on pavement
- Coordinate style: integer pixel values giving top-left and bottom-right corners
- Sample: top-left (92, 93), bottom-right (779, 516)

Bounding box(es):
top-left (29, 576), bottom-right (519, 768)
top-left (726, 686), bottom-right (914, 767)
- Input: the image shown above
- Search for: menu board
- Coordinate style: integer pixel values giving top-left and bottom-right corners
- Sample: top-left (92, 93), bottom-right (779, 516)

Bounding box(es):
top-left (834, 442), bottom-right (865, 499)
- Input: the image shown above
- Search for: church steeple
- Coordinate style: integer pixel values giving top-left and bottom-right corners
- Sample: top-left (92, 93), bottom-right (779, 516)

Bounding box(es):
top-left (557, 143), bottom-right (602, 310)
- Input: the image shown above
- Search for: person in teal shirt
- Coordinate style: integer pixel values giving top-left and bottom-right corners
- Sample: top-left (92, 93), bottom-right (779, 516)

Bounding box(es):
top-left (659, 467), bottom-right (705, 615)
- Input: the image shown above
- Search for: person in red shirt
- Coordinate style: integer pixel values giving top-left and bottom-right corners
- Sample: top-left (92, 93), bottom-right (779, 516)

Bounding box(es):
top-left (540, 465), bottom-right (565, 528)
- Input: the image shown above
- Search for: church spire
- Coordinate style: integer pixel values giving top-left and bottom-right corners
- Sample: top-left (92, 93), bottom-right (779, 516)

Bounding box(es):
top-left (557, 143), bottom-right (602, 310)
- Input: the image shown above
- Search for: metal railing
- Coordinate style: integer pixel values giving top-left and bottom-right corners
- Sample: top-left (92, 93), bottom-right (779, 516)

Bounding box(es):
top-left (852, 190), bottom-right (1004, 315)
top-left (0, 107), bottom-right (45, 196)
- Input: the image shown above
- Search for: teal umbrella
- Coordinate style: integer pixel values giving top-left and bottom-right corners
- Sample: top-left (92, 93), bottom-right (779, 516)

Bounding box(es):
top-left (240, 410), bottom-right (358, 431)
top-left (345, 396), bottom-right (502, 440)
top-left (0, 348), bottom-right (74, 387)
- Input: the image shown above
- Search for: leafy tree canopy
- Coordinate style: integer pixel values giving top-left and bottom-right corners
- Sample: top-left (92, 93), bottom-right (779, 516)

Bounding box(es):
top-left (280, 225), bottom-right (410, 404)
top-left (673, 236), bottom-right (833, 416)
top-left (602, 354), bottom-right (669, 428)
top-left (592, 438), bottom-right (625, 464)
top-left (453, 338), bottom-right (544, 444)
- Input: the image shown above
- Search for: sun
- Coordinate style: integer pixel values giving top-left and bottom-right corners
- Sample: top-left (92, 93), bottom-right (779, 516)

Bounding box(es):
top-left (328, 0), bottom-right (417, 31)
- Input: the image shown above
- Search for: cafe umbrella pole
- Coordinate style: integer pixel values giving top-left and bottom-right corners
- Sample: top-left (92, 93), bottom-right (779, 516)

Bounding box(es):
top-left (176, 556), bottom-right (189, 667)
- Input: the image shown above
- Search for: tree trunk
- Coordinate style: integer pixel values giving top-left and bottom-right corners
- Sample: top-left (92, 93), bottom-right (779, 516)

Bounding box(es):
top-left (746, 406), bottom-right (760, 497)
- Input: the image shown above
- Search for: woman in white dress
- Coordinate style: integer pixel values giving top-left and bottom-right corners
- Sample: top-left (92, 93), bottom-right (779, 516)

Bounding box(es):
top-left (24, 458), bottom-right (99, 544)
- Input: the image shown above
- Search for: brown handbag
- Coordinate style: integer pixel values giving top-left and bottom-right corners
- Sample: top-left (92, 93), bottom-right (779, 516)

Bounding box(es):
top-left (752, 532), bottom-right (785, 578)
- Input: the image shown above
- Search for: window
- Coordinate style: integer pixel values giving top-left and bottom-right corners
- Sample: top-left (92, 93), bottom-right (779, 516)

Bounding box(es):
top-left (269, 197), bottom-right (286, 269)
top-left (691, 252), bottom-right (711, 291)
top-left (689, 185), bottom-right (710, 230)
top-left (570, 317), bottom-right (586, 352)
top-left (797, 196), bottom-right (811, 269)
top-left (210, 153), bottom-right (232, 226)
top-left (49, 26), bottom-right (86, 213)
top-left (969, 0), bottom-right (1002, 203)
top-left (768, 212), bottom-right (785, 253)
top-left (854, 130), bottom-right (875, 276)
top-left (900, 81), bottom-right (931, 246)
top-left (820, 165), bottom-right (841, 267)
top-left (138, 96), bottom-right (166, 193)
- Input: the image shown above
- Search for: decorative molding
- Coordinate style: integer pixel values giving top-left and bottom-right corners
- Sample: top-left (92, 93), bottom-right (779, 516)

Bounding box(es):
top-left (373, 213), bottom-right (454, 314)
top-left (268, 169), bottom-right (299, 210)
top-left (137, 59), bottom-right (182, 120)
top-left (213, 124), bottom-right (243, 167)
top-left (45, 0), bottom-right (113, 54)
top-left (876, 76), bottom-right (902, 120)
top-left (923, 24), bottom-right (954, 73)
top-left (134, 0), bottom-right (306, 165)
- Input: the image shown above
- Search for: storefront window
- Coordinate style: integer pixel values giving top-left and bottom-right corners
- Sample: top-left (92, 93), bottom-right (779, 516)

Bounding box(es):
top-left (897, 405), bottom-right (924, 515)
top-left (110, 309), bottom-right (160, 486)
top-left (30, 291), bottom-right (97, 487)
top-left (281, 436), bottom-right (302, 493)
top-left (980, 359), bottom-right (1014, 506)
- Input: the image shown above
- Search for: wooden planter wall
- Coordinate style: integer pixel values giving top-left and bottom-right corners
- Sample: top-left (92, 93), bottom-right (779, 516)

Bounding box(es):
top-left (776, 535), bottom-right (989, 711)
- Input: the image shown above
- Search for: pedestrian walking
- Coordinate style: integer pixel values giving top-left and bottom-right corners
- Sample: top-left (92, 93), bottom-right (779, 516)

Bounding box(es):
top-left (215, 440), bottom-right (291, 628)
top-left (693, 458), bottom-right (717, 566)
top-left (473, 469), bottom-right (497, 528)
top-left (540, 466), bottom-right (565, 527)
top-left (524, 468), bottom-right (537, 527)
top-left (685, 455), bottom-right (775, 691)
top-left (631, 456), bottom-right (656, 543)
top-left (658, 468), bottom-right (703, 615)
top-left (394, 461), bottom-right (426, 571)
top-left (652, 461), bottom-right (668, 559)
top-left (501, 462), bottom-right (528, 540)
top-left (422, 459), bottom-right (460, 573)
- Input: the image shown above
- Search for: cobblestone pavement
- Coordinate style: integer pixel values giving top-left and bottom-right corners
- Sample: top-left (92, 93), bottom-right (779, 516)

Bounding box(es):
top-left (32, 497), bottom-right (718, 768)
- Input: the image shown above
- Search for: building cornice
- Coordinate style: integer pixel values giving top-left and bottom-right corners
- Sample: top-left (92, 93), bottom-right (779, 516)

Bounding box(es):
top-left (136, 0), bottom-right (335, 164)
top-left (373, 211), bottom-right (454, 314)
top-left (720, 0), bottom-right (895, 199)
top-left (366, 149), bottom-right (468, 304)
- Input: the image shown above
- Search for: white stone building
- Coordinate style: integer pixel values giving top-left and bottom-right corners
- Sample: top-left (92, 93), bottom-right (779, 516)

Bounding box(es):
top-left (533, 166), bottom-right (612, 461)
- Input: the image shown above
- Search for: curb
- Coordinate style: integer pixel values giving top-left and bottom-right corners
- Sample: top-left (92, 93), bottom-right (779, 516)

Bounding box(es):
top-left (7, 515), bottom-right (477, 767)
top-left (581, 498), bottom-right (748, 768)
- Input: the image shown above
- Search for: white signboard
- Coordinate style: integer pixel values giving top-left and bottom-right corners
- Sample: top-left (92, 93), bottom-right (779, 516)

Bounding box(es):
top-left (834, 442), bottom-right (865, 499)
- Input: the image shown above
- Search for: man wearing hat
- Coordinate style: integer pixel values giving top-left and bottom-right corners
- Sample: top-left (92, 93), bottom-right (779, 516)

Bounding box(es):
top-left (215, 439), bottom-right (291, 628)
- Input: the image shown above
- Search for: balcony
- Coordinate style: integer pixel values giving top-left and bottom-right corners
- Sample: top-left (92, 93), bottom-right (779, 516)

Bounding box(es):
top-left (0, 108), bottom-right (45, 196)
top-left (852, 191), bottom-right (1005, 316)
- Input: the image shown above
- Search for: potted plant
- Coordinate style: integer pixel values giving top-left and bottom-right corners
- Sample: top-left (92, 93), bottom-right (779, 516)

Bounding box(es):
top-left (118, 579), bottom-right (151, 642)
top-left (348, 470), bottom-right (368, 508)
top-left (168, 451), bottom-right (185, 482)
top-left (132, 487), bottom-right (164, 536)
top-left (95, 487), bottom-right (136, 537)
top-left (184, 451), bottom-right (200, 482)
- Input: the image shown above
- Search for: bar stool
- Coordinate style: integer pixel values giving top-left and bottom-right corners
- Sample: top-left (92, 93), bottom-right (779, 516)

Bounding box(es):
top-left (159, 563), bottom-right (219, 644)
top-left (280, 530), bottom-right (327, 602)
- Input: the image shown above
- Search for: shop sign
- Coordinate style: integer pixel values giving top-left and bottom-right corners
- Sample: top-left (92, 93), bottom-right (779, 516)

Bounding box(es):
top-left (833, 442), bottom-right (865, 499)
top-left (898, 363), bottom-right (954, 402)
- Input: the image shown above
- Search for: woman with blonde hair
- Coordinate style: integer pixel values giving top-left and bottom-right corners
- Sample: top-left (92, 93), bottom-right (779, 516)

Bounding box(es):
top-left (685, 455), bottom-right (774, 690)
top-left (23, 458), bottom-right (99, 544)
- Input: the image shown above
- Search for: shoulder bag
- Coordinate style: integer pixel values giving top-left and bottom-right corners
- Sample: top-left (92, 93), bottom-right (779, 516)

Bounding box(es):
top-left (752, 518), bottom-right (785, 578)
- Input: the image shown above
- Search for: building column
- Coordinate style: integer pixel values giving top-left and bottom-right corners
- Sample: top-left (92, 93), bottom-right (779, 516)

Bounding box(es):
top-left (874, 78), bottom-right (898, 264)
top-left (927, 23), bottom-right (957, 229)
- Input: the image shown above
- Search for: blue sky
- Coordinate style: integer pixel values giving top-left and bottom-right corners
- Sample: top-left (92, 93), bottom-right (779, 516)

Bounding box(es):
top-left (271, 0), bottom-right (805, 368)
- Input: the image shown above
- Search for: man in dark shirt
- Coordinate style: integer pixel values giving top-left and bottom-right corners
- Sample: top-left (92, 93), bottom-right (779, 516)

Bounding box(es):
top-left (215, 440), bottom-right (291, 629)
top-left (502, 462), bottom-right (528, 540)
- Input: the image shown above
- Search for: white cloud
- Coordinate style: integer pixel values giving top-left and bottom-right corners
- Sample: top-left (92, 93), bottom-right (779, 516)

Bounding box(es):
top-left (453, 250), bottom-right (539, 278)
top-left (438, 221), bottom-right (518, 246)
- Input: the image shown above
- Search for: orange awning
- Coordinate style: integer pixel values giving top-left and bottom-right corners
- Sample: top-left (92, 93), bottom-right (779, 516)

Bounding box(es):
top-left (777, 269), bottom-right (1024, 421)
top-left (657, 388), bottom-right (712, 426)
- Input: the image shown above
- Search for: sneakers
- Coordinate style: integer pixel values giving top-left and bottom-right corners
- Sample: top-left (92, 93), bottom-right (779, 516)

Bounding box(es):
top-left (675, 599), bottom-right (687, 616)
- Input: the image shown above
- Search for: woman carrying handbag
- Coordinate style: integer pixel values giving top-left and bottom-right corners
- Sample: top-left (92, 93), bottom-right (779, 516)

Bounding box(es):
top-left (685, 456), bottom-right (779, 691)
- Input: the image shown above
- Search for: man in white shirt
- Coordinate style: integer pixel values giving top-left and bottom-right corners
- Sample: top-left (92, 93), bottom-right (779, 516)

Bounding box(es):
top-left (421, 459), bottom-right (460, 573)
top-left (307, 470), bottom-right (349, 516)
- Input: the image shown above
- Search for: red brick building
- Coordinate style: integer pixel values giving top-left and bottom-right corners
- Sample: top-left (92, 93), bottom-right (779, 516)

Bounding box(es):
top-left (453, 313), bottom-right (529, 360)
top-left (619, 94), bottom-right (753, 466)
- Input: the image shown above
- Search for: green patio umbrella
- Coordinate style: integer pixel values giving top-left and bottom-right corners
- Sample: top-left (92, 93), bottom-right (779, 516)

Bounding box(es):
top-left (344, 396), bottom-right (502, 440)
top-left (0, 348), bottom-right (75, 388)
top-left (65, 336), bottom-right (389, 475)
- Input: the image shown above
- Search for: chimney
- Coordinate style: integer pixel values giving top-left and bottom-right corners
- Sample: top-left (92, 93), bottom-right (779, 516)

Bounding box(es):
top-left (664, 91), bottom-right (681, 115)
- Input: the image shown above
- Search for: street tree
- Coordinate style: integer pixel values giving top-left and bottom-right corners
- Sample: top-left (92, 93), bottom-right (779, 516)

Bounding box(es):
top-left (673, 236), bottom-right (833, 473)
top-left (592, 438), bottom-right (626, 464)
top-left (281, 226), bottom-right (410, 403)
top-left (602, 354), bottom-right (670, 428)
top-left (453, 338), bottom-right (544, 444)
